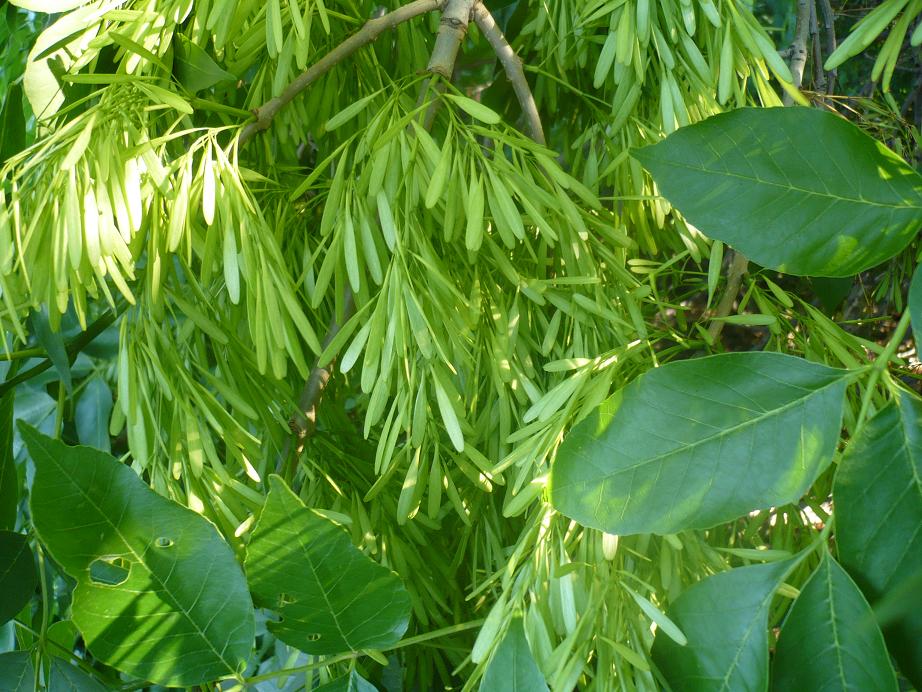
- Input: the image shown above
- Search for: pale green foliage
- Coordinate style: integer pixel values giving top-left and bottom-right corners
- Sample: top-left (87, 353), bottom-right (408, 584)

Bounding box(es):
top-left (1, 0), bottom-right (920, 689)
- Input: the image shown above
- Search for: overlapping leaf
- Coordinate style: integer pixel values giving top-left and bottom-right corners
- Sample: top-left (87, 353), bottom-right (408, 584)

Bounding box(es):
top-left (0, 391), bottom-right (16, 530)
top-left (772, 550), bottom-right (897, 691)
top-left (480, 617), bottom-right (548, 692)
top-left (246, 476), bottom-right (411, 655)
top-left (835, 391), bottom-right (922, 687)
top-left (22, 425), bottom-right (254, 686)
top-left (550, 352), bottom-right (847, 535)
top-left (0, 531), bottom-right (36, 626)
top-left (652, 561), bottom-right (793, 691)
top-left (0, 651), bottom-right (33, 692)
top-left (635, 108), bottom-right (922, 277)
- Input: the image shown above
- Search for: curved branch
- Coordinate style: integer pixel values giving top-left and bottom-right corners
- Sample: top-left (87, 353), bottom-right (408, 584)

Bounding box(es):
top-left (472, 3), bottom-right (546, 145)
top-left (240, 0), bottom-right (443, 144)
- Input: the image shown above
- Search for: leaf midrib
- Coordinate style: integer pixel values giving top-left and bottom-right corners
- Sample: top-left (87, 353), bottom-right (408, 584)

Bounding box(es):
top-left (31, 435), bottom-right (233, 673)
top-left (644, 155), bottom-right (922, 211)
top-left (563, 374), bottom-right (846, 490)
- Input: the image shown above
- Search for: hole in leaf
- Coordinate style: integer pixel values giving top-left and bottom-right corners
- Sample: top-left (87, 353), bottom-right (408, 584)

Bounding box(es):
top-left (154, 537), bottom-right (174, 548)
top-left (89, 557), bottom-right (130, 586)
top-left (306, 633), bottom-right (321, 642)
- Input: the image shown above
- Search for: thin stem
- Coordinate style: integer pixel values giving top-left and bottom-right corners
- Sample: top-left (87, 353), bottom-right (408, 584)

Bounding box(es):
top-left (280, 289), bottom-right (355, 477)
top-left (0, 346), bottom-right (44, 361)
top-left (472, 3), bottom-right (546, 145)
top-left (707, 251), bottom-right (749, 342)
top-left (854, 310), bottom-right (912, 435)
top-left (816, 0), bottom-right (837, 93)
top-left (240, 0), bottom-right (443, 144)
top-left (237, 619), bottom-right (484, 685)
top-left (0, 308), bottom-right (120, 397)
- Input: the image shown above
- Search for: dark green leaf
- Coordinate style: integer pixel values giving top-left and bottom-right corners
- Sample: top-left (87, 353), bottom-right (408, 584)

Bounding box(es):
top-left (772, 550), bottom-right (897, 692)
top-left (835, 392), bottom-right (922, 688)
top-left (47, 658), bottom-right (108, 691)
top-left (0, 391), bottom-right (17, 530)
top-left (0, 532), bottom-right (36, 626)
top-left (651, 561), bottom-right (792, 692)
top-left (550, 352), bottom-right (847, 535)
top-left (315, 670), bottom-right (379, 692)
top-left (0, 651), bottom-right (34, 692)
top-left (75, 377), bottom-right (112, 453)
top-left (910, 263), bottom-right (922, 344)
top-left (480, 617), bottom-right (548, 692)
top-left (634, 108), bottom-right (922, 277)
top-left (22, 424), bottom-right (254, 686)
top-left (28, 308), bottom-right (72, 393)
top-left (0, 83), bottom-right (26, 166)
top-left (246, 476), bottom-right (411, 655)
top-left (811, 276), bottom-right (854, 313)
top-left (175, 36), bottom-right (235, 94)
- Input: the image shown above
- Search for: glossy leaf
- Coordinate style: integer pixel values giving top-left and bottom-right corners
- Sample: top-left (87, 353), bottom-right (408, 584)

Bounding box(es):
top-left (315, 670), bottom-right (378, 692)
top-left (550, 352), bottom-right (847, 535)
top-left (910, 263), bottom-right (922, 344)
top-left (480, 617), bottom-right (548, 692)
top-left (0, 532), bottom-right (36, 626)
top-left (0, 651), bottom-right (34, 692)
top-left (0, 391), bottom-right (16, 530)
top-left (835, 391), bottom-right (922, 687)
top-left (22, 424), bottom-right (254, 686)
top-left (772, 551), bottom-right (897, 691)
top-left (75, 377), bottom-right (112, 453)
top-left (175, 36), bottom-right (235, 93)
top-left (246, 476), bottom-right (411, 655)
top-left (652, 561), bottom-right (792, 692)
top-left (634, 108), bottom-right (922, 277)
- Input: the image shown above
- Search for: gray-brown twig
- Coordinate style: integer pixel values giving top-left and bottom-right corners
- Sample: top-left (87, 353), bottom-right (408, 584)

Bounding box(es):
top-left (427, 0), bottom-right (476, 77)
top-left (785, 0), bottom-right (812, 104)
top-left (707, 251), bottom-right (750, 342)
top-left (472, 3), bottom-right (546, 145)
top-left (240, 0), bottom-right (443, 144)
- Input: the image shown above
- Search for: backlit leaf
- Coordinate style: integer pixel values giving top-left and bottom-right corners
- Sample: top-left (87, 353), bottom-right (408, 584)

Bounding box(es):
top-left (175, 36), bottom-right (235, 93)
top-left (651, 561), bottom-right (793, 692)
top-left (245, 476), bottom-right (411, 655)
top-left (634, 108), bottom-right (922, 277)
top-left (835, 391), bottom-right (922, 688)
top-left (772, 550), bottom-right (897, 691)
top-left (22, 425), bottom-right (254, 686)
top-left (550, 352), bottom-right (847, 535)
top-left (48, 658), bottom-right (108, 691)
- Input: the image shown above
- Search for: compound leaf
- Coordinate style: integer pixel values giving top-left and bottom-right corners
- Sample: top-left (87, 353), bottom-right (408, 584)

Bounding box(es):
top-left (634, 108), bottom-right (922, 277)
top-left (22, 424), bottom-right (254, 686)
top-left (550, 352), bottom-right (847, 535)
top-left (772, 550), bottom-right (897, 691)
top-left (246, 476), bottom-right (411, 655)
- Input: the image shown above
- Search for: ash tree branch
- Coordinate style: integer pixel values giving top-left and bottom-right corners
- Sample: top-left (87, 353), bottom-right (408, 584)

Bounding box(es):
top-left (427, 0), bottom-right (476, 77)
top-left (784, 0), bottom-right (812, 104)
top-left (472, 3), bottom-right (546, 146)
top-left (240, 0), bottom-right (444, 144)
